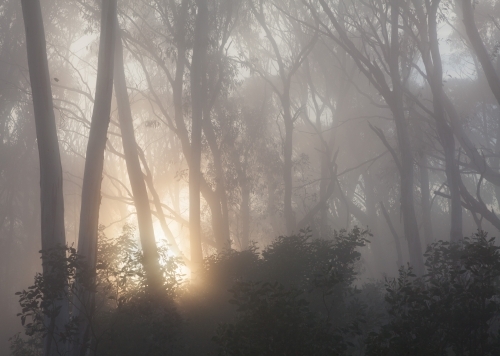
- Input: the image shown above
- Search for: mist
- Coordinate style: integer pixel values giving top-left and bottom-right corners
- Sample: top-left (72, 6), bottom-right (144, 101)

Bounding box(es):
top-left (2, 0), bottom-right (500, 354)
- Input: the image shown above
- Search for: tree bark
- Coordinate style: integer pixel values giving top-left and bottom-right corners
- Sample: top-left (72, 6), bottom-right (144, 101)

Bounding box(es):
top-left (20, 1), bottom-right (68, 354)
top-left (71, 1), bottom-right (117, 354)
top-left (114, 26), bottom-right (163, 291)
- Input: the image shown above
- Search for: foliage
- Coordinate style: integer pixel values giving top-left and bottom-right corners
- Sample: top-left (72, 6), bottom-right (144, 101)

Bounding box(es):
top-left (93, 294), bottom-right (182, 356)
top-left (96, 224), bottom-right (184, 307)
top-left (213, 281), bottom-right (343, 356)
top-left (15, 244), bottom-right (84, 342)
top-left (11, 224), bottom-right (184, 356)
top-left (8, 333), bottom-right (42, 356)
top-left (17, 226), bottom-right (500, 356)
top-left (211, 227), bottom-right (370, 355)
top-left (201, 243), bottom-right (260, 288)
top-left (367, 231), bottom-right (500, 356)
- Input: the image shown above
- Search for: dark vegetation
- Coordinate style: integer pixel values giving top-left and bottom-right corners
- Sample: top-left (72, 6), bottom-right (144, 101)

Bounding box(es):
top-left (11, 227), bottom-right (500, 355)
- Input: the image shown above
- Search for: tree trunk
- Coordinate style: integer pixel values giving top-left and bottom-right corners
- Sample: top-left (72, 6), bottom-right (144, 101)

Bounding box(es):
top-left (364, 171), bottom-right (385, 272)
top-left (137, 147), bottom-right (185, 259)
top-left (494, 123), bottom-right (500, 205)
top-left (267, 178), bottom-right (280, 237)
top-left (462, 0), bottom-right (500, 107)
top-left (389, 0), bottom-right (424, 275)
top-left (202, 113), bottom-right (231, 249)
top-left (418, 151), bottom-right (435, 245)
top-left (316, 0), bottom-right (425, 274)
top-left (170, 13), bottom-right (230, 255)
top-left (114, 26), bottom-right (163, 291)
top-left (71, 1), bottom-right (117, 354)
top-left (189, 0), bottom-right (209, 270)
top-left (380, 202), bottom-right (403, 268)
top-left (426, 0), bottom-right (462, 242)
top-left (20, 1), bottom-right (68, 354)
top-left (282, 90), bottom-right (296, 234)
top-left (240, 183), bottom-right (251, 249)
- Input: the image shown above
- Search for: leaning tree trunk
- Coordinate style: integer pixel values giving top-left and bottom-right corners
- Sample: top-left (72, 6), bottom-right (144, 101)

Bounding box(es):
top-left (114, 25), bottom-right (163, 291)
top-left (71, 1), bottom-right (117, 355)
top-left (21, 1), bottom-right (68, 355)
top-left (462, 0), bottom-right (500, 107)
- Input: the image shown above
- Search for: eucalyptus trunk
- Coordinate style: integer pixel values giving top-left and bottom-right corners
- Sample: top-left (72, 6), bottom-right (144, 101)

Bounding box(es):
top-left (282, 89), bottom-right (296, 234)
top-left (389, 0), bottom-right (424, 275)
top-left (189, 0), bottom-right (209, 270)
top-left (427, 0), bottom-right (462, 242)
top-left (114, 26), bottom-right (163, 291)
top-left (71, 1), bottom-right (117, 354)
top-left (21, 1), bottom-right (68, 354)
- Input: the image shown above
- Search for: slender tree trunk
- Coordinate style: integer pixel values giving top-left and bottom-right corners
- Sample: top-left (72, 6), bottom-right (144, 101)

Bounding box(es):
top-left (316, 0), bottom-right (425, 272)
top-left (114, 26), bottom-right (163, 291)
top-left (462, 0), bottom-right (500, 106)
top-left (232, 149), bottom-right (251, 249)
top-left (494, 124), bottom-right (500, 204)
top-left (282, 90), bottom-right (296, 234)
top-left (427, 0), bottom-right (462, 242)
top-left (240, 183), bottom-right (251, 249)
top-left (365, 171), bottom-right (385, 271)
top-left (418, 151), bottom-right (435, 245)
top-left (267, 178), bottom-right (280, 237)
top-left (189, 0), bottom-right (209, 270)
top-left (137, 147), bottom-right (185, 259)
top-left (20, 1), bottom-right (68, 354)
top-left (202, 113), bottom-right (231, 249)
top-left (380, 202), bottom-right (403, 268)
top-left (319, 153), bottom-right (330, 236)
top-left (169, 25), bottom-right (231, 253)
top-left (389, 0), bottom-right (424, 275)
top-left (71, 1), bottom-right (117, 354)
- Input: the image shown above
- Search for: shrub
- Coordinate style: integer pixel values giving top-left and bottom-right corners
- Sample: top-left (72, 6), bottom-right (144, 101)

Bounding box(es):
top-left (12, 224), bottom-right (184, 356)
top-left (367, 231), bottom-right (500, 356)
top-left (212, 227), bottom-right (370, 355)
top-left (213, 281), bottom-right (343, 356)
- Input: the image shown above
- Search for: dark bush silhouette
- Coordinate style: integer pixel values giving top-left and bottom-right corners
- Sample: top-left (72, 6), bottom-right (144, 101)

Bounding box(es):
top-left (367, 231), bottom-right (500, 356)
top-left (13, 227), bottom-right (500, 356)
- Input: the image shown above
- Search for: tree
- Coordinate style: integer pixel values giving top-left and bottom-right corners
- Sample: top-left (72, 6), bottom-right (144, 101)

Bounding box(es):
top-left (70, 0), bottom-right (117, 354)
top-left (312, 0), bottom-right (426, 274)
top-left (189, 0), bottom-right (210, 270)
top-left (20, 0), bottom-right (68, 354)
top-left (246, 0), bottom-right (318, 234)
top-left (114, 23), bottom-right (163, 291)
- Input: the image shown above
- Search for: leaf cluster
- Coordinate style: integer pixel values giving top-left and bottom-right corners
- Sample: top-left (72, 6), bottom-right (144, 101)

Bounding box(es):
top-left (367, 231), bottom-right (500, 356)
top-left (210, 227), bottom-right (370, 355)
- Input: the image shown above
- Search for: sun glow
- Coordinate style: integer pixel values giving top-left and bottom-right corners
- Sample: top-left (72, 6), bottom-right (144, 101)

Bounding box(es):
top-left (153, 220), bottom-right (191, 279)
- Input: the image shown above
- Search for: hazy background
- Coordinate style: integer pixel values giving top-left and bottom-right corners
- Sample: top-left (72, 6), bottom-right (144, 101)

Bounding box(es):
top-left (2, 0), bottom-right (500, 353)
